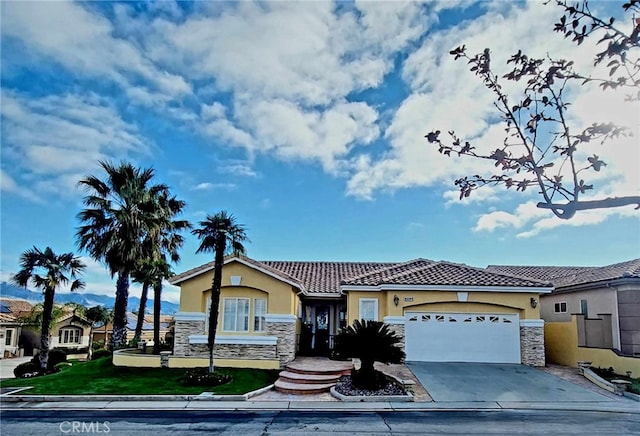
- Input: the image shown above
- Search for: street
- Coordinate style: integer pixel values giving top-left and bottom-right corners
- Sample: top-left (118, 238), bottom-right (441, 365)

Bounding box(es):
top-left (1, 409), bottom-right (639, 435)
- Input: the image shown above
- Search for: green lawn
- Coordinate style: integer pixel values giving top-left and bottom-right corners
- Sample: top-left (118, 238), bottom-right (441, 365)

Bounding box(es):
top-left (0, 357), bottom-right (279, 395)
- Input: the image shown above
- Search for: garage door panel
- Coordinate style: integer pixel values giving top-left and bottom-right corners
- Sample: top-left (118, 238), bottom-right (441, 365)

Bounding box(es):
top-left (405, 312), bottom-right (521, 364)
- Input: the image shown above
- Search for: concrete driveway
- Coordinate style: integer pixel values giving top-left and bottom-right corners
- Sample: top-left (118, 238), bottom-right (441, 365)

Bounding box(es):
top-left (407, 362), bottom-right (609, 402)
top-left (0, 356), bottom-right (32, 379)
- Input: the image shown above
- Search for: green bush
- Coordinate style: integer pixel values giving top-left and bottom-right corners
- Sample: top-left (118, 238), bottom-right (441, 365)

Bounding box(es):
top-left (183, 368), bottom-right (232, 387)
top-left (91, 340), bottom-right (106, 352)
top-left (53, 346), bottom-right (89, 355)
top-left (91, 349), bottom-right (112, 360)
top-left (336, 319), bottom-right (405, 390)
top-left (14, 361), bottom-right (40, 378)
top-left (30, 349), bottom-right (68, 372)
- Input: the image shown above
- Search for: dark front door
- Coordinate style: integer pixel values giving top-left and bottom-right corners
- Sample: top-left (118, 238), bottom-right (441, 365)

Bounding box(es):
top-left (314, 305), bottom-right (330, 356)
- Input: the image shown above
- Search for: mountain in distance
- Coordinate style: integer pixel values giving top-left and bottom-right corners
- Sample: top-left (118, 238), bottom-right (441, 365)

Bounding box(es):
top-left (0, 282), bottom-right (179, 315)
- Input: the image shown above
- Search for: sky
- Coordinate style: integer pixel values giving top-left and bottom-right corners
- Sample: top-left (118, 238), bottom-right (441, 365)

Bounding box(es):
top-left (1, 0), bottom-right (639, 305)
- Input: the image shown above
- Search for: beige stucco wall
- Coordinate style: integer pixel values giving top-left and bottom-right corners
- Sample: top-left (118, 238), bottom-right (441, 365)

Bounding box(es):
top-left (50, 317), bottom-right (91, 348)
top-left (179, 260), bottom-right (299, 316)
top-left (347, 289), bottom-right (541, 322)
top-left (541, 287), bottom-right (619, 349)
top-left (545, 316), bottom-right (639, 374)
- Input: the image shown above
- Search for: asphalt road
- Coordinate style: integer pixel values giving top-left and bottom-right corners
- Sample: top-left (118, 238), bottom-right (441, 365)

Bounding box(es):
top-left (1, 409), bottom-right (639, 435)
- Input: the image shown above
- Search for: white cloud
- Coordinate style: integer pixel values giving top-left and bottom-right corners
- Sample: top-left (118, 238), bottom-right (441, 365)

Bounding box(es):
top-left (190, 182), bottom-right (236, 191)
top-left (3, 1), bottom-right (191, 100)
top-left (1, 90), bottom-right (150, 199)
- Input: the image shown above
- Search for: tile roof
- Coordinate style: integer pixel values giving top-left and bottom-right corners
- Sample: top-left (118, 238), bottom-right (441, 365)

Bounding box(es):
top-left (487, 258), bottom-right (640, 289)
top-left (261, 260), bottom-right (398, 296)
top-left (0, 298), bottom-right (33, 317)
top-left (171, 256), bottom-right (551, 297)
top-left (343, 259), bottom-right (551, 287)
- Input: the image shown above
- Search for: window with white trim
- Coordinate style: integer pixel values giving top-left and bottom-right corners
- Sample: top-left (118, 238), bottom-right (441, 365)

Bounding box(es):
top-left (554, 301), bottom-right (567, 313)
top-left (5, 329), bottom-right (13, 346)
top-left (358, 298), bottom-right (378, 321)
top-left (254, 298), bottom-right (267, 332)
top-left (223, 298), bottom-right (250, 332)
top-left (58, 327), bottom-right (82, 344)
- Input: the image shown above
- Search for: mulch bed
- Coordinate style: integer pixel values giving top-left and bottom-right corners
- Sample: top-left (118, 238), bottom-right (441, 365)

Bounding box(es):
top-left (334, 375), bottom-right (407, 397)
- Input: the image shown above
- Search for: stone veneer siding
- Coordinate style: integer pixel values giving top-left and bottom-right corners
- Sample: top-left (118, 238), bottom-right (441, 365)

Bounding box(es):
top-left (174, 319), bottom-right (204, 357)
top-left (265, 320), bottom-right (297, 367)
top-left (386, 323), bottom-right (406, 362)
top-left (174, 316), bottom-right (296, 366)
top-left (520, 325), bottom-right (545, 366)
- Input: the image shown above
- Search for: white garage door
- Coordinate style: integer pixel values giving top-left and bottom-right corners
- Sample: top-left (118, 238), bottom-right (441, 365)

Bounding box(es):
top-left (405, 312), bottom-right (521, 364)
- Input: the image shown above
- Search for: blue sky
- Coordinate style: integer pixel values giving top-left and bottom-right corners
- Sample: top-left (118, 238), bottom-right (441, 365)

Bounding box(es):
top-left (1, 1), bottom-right (638, 304)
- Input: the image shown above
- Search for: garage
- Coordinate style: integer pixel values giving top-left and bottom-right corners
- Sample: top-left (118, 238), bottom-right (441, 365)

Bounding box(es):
top-left (405, 312), bottom-right (521, 364)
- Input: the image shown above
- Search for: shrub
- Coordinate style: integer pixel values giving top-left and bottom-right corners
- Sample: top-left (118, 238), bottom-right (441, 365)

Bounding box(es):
top-left (183, 368), bottom-right (232, 387)
top-left (30, 348), bottom-right (68, 372)
top-left (53, 346), bottom-right (89, 355)
top-left (92, 340), bottom-right (106, 352)
top-left (91, 349), bottom-right (112, 360)
top-left (335, 319), bottom-right (405, 390)
top-left (14, 361), bottom-right (40, 378)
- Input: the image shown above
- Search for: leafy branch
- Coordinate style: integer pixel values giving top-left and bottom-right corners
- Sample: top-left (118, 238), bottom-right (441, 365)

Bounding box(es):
top-left (427, 1), bottom-right (640, 219)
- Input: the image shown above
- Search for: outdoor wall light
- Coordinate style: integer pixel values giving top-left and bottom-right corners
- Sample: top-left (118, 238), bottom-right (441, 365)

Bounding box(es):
top-left (393, 295), bottom-right (400, 307)
top-left (530, 297), bottom-right (538, 309)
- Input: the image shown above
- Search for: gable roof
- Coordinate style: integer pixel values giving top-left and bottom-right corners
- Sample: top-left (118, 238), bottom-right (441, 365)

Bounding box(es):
top-left (171, 256), bottom-right (551, 297)
top-left (343, 259), bottom-right (552, 288)
top-left (487, 258), bottom-right (640, 289)
top-left (261, 260), bottom-right (398, 296)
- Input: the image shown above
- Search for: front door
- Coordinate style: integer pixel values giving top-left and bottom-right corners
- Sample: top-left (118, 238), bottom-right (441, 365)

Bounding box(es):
top-left (314, 305), bottom-right (330, 356)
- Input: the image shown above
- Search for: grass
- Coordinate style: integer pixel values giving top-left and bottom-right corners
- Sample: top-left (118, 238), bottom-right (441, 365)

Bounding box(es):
top-left (590, 366), bottom-right (640, 395)
top-left (0, 357), bottom-right (279, 395)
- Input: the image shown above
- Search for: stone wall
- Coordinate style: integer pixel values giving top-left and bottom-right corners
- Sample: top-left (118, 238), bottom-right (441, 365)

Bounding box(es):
top-left (266, 321), bottom-right (297, 366)
top-left (386, 323), bottom-right (406, 362)
top-left (183, 342), bottom-right (277, 359)
top-left (520, 325), bottom-right (545, 366)
top-left (174, 319), bottom-right (205, 356)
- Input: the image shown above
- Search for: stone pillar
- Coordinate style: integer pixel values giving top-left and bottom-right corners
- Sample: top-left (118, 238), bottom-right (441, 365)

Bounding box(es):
top-left (173, 312), bottom-right (206, 357)
top-left (265, 314), bottom-right (297, 367)
top-left (520, 319), bottom-right (545, 366)
top-left (383, 316), bottom-right (406, 362)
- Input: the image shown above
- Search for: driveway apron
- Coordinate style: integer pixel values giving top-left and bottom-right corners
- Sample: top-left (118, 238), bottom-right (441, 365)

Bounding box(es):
top-left (407, 362), bottom-right (609, 402)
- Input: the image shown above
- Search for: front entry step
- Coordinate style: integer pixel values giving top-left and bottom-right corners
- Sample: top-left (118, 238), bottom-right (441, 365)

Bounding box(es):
top-left (274, 380), bottom-right (337, 395)
top-left (273, 358), bottom-right (352, 395)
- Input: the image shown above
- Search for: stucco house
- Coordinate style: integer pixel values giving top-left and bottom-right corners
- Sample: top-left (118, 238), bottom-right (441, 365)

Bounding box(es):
top-left (49, 311), bottom-right (92, 353)
top-left (487, 259), bottom-right (640, 374)
top-left (0, 298), bottom-right (32, 358)
top-left (168, 256), bottom-right (552, 369)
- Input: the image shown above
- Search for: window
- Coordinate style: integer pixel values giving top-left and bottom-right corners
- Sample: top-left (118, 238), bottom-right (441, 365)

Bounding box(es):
top-left (223, 298), bottom-right (250, 332)
top-left (58, 327), bottom-right (82, 344)
top-left (254, 298), bottom-right (267, 332)
top-left (358, 299), bottom-right (378, 321)
top-left (5, 329), bottom-right (13, 346)
top-left (580, 299), bottom-right (588, 316)
top-left (554, 302), bottom-right (568, 313)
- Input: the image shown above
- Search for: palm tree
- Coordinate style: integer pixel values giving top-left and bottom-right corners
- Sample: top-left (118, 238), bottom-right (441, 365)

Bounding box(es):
top-left (85, 305), bottom-right (113, 354)
top-left (192, 211), bottom-right (249, 373)
top-left (131, 260), bottom-right (155, 343)
top-left (76, 161), bottom-right (170, 349)
top-left (336, 320), bottom-right (405, 389)
top-left (12, 247), bottom-right (85, 373)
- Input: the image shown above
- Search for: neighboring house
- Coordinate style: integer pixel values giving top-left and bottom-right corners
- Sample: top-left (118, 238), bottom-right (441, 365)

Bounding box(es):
top-left (168, 256), bottom-right (552, 369)
top-left (49, 311), bottom-right (92, 352)
top-left (0, 298), bottom-right (33, 358)
top-left (92, 313), bottom-right (173, 347)
top-left (487, 259), bottom-right (640, 374)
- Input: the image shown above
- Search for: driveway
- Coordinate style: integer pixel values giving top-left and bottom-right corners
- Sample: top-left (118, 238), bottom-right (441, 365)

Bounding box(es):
top-left (407, 362), bottom-right (609, 402)
top-left (0, 356), bottom-right (32, 379)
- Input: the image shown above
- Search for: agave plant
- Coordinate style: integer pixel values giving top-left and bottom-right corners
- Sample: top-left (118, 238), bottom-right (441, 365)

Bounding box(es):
top-left (336, 319), bottom-right (405, 389)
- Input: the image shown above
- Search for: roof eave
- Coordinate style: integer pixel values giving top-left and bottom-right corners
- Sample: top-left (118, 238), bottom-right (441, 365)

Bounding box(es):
top-left (341, 284), bottom-right (554, 293)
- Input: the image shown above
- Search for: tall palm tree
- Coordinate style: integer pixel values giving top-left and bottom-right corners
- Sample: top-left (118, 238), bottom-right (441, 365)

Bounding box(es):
top-left (131, 259), bottom-right (155, 343)
top-left (192, 211), bottom-right (249, 373)
top-left (76, 161), bottom-right (170, 349)
top-left (12, 247), bottom-right (85, 373)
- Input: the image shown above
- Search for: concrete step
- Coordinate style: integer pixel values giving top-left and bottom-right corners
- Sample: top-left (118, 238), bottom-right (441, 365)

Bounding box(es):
top-left (277, 370), bottom-right (341, 385)
top-left (274, 379), bottom-right (336, 395)
top-left (284, 361), bottom-right (352, 377)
